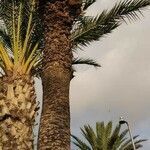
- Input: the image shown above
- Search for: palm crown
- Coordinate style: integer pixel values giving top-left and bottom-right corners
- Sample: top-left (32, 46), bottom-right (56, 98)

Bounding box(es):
top-left (0, 0), bottom-right (42, 76)
top-left (72, 121), bottom-right (147, 150)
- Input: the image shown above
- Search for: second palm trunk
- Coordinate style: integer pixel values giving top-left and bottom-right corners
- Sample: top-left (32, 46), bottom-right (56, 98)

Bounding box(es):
top-left (38, 0), bottom-right (81, 149)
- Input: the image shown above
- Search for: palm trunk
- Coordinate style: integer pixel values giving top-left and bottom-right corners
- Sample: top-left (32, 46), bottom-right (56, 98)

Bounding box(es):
top-left (38, 0), bottom-right (81, 149)
top-left (0, 74), bottom-right (37, 150)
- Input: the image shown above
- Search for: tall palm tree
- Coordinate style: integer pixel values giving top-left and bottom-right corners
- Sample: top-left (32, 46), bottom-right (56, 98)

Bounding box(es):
top-left (38, 0), bottom-right (150, 149)
top-left (0, 0), bottom-right (42, 149)
top-left (72, 121), bottom-right (147, 150)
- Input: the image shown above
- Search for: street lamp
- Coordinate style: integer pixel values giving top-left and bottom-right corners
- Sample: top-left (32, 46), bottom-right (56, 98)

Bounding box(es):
top-left (119, 117), bottom-right (136, 150)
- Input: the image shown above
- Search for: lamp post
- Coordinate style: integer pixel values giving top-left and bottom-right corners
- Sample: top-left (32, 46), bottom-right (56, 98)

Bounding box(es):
top-left (119, 117), bottom-right (136, 150)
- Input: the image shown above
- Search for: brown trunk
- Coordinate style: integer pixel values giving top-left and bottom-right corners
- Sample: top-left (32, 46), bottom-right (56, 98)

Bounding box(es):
top-left (39, 65), bottom-right (71, 150)
top-left (0, 74), bottom-right (38, 150)
top-left (38, 0), bottom-right (81, 149)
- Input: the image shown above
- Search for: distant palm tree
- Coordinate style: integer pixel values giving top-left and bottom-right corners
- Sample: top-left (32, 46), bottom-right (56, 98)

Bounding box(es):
top-left (0, 0), bottom-right (42, 149)
top-left (72, 121), bottom-right (147, 150)
top-left (38, 0), bottom-right (150, 149)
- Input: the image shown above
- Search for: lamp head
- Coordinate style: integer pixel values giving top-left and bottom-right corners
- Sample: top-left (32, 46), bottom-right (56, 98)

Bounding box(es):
top-left (119, 116), bottom-right (127, 124)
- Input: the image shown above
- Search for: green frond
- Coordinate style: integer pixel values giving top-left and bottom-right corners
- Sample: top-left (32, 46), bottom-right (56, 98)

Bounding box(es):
top-left (26, 54), bottom-right (39, 74)
top-left (96, 122), bottom-right (105, 139)
top-left (119, 129), bottom-right (128, 140)
top-left (0, 0), bottom-right (42, 76)
top-left (0, 28), bottom-right (12, 50)
top-left (71, 135), bottom-right (91, 150)
top-left (117, 129), bottom-right (128, 145)
top-left (0, 59), bottom-right (6, 74)
top-left (134, 139), bottom-right (148, 149)
top-left (82, 0), bottom-right (96, 10)
top-left (0, 43), bottom-right (13, 71)
top-left (72, 58), bottom-right (100, 67)
top-left (121, 135), bottom-right (139, 148)
top-left (108, 125), bottom-right (122, 149)
top-left (105, 121), bottom-right (112, 138)
top-left (71, 14), bottom-right (119, 47)
top-left (31, 58), bottom-right (42, 78)
top-left (124, 139), bottom-right (147, 149)
top-left (105, 121), bottom-right (113, 148)
top-left (72, 0), bottom-right (150, 48)
top-left (120, 135), bottom-right (147, 149)
top-left (81, 125), bottom-right (97, 149)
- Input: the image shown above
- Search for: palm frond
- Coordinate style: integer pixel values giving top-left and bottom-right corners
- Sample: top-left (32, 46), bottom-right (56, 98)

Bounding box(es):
top-left (72, 58), bottom-right (100, 67)
top-left (71, 14), bottom-right (119, 47)
top-left (105, 121), bottom-right (113, 148)
top-left (120, 135), bottom-right (147, 149)
top-left (96, 122), bottom-right (106, 149)
top-left (81, 125), bottom-right (97, 149)
top-left (0, 43), bottom-right (13, 71)
top-left (105, 121), bottom-right (113, 139)
top-left (109, 125), bottom-right (122, 150)
top-left (0, 0), bottom-right (42, 76)
top-left (72, 0), bottom-right (150, 48)
top-left (82, 0), bottom-right (96, 10)
top-left (0, 28), bottom-right (12, 50)
top-left (71, 135), bottom-right (91, 150)
top-left (121, 135), bottom-right (139, 148)
top-left (96, 122), bottom-right (105, 140)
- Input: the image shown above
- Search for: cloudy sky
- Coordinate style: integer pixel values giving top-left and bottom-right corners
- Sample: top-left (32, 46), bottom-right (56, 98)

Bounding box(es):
top-left (69, 0), bottom-right (150, 149)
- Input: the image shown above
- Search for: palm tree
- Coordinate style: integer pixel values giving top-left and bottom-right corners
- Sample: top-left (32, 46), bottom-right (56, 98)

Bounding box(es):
top-left (38, 0), bottom-right (150, 149)
top-left (72, 121), bottom-right (147, 150)
top-left (0, 0), bottom-right (42, 149)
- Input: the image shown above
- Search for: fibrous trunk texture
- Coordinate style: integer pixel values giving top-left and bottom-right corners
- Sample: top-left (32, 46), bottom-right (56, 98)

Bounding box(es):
top-left (38, 0), bottom-right (81, 149)
top-left (0, 74), bottom-right (38, 150)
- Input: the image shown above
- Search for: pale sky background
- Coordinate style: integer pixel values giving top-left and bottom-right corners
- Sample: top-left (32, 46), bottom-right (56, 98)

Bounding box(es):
top-left (70, 0), bottom-right (150, 149)
top-left (35, 0), bottom-right (150, 149)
